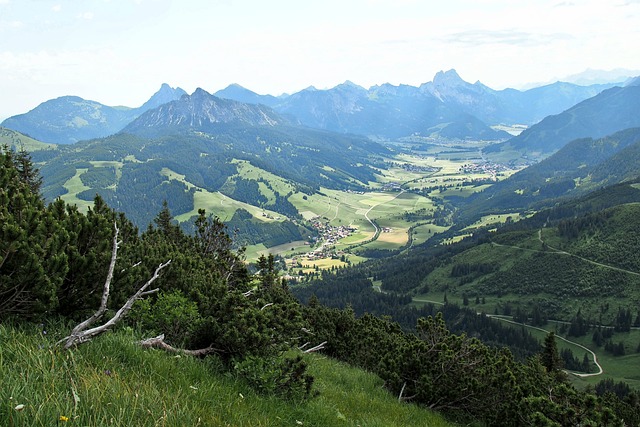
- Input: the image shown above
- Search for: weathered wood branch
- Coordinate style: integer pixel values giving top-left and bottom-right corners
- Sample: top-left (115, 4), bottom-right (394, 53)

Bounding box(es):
top-left (302, 341), bottom-right (327, 353)
top-left (59, 222), bottom-right (171, 349)
top-left (138, 334), bottom-right (222, 357)
top-left (398, 382), bottom-right (417, 402)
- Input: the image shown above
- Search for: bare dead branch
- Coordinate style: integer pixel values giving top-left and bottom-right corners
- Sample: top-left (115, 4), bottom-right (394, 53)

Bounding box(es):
top-left (138, 334), bottom-right (222, 356)
top-left (398, 382), bottom-right (406, 402)
top-left (140, 288), bottom-right (160, 297)
top-left (59, 222), bottom-right (171, 349)
top-left (260, 302), bottom-right (274, 311)
top-left (60, 222), bottom-right (120, 346)
top-left (303, 341), bottom-right (327, 353)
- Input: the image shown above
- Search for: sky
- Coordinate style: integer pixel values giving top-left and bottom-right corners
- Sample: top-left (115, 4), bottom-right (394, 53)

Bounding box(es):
top-left (1, 0), bottom-right (639, 120)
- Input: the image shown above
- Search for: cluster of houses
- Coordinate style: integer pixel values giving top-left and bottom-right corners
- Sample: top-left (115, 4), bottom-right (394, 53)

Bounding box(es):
top-left (457, 161), bottom-right (510, 180)
top-left (313, 221), bottom-right (357, 244)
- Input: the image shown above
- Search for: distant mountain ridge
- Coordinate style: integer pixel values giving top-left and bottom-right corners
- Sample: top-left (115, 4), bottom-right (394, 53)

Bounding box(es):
top-left (485, 84), bottom-right (640, 163)
top-left (121, 88), bottom-right (287, 137)
top-left (216, 77), bottom-right (509, 140)
top-left (1, 84), bottom-right (186, 144)
top-left (214, 70), bottom-right (624, 138)
top-left (2, 70), bottom-right (632, 145)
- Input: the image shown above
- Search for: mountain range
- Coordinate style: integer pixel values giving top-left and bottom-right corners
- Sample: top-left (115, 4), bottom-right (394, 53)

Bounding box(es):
top-left (485, 81), bottom-right (640, 164)
top-left (1, 84), bottom-right (186, 144)
top-left (2, 70), bottom-right (628, 145)
top-left (22, 86), bottom-right (389, 230)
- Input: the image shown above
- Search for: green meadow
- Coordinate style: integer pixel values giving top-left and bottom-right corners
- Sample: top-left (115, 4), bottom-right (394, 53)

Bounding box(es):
top-left (0, 323), bottom-right (454, 427)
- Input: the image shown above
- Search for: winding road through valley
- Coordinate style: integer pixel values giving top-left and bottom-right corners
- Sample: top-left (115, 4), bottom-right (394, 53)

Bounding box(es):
top-left (411, 297), bottom-right (604, 377)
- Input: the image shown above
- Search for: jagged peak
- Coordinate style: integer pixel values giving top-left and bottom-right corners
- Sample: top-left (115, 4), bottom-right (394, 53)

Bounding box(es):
top-left (191, 87), bottom-right (212, 97)
top-left (336, 80), bottom-right (366, 91)
top-left (432, 69), bottom-right (465, 86)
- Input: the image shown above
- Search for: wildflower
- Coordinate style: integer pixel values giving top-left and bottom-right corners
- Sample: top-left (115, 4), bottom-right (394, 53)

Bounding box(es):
top-left (14, 404), bottom-right (25, 411)
top-left (59, 415), bottom-right (70, 422)
top-left (104, 369), bottom-right (111, 376)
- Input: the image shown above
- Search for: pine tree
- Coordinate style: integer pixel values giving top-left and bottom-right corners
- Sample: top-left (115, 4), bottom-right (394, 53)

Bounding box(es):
top-left (541, 332), bottom-right (563, 374)
top-left (14, 146), bottom-right (43, 194)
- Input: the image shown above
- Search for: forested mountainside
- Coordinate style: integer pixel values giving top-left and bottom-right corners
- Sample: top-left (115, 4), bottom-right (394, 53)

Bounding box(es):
top-left (2, 145), bottom-right (639, 426)
top-left (457, 127), bottom-right (640, 224)
top-left (485, 83), bottom-right (640, 164)
top-left (354, 180), bottom-right (640, 322)
top-left (30, 97), bottom-right (389, 229)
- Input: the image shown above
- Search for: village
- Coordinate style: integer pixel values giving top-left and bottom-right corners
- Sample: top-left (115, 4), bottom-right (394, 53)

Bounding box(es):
top-left (458, 161), bottom-right (511, 180)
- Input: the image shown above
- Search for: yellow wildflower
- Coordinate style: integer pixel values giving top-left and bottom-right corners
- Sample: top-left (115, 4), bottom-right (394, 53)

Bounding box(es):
top-left (59, 415), bottom-right (70, 422)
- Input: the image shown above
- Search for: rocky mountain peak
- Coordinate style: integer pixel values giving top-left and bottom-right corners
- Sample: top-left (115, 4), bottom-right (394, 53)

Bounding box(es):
top-left (432, 69), bottom-right (465, 87)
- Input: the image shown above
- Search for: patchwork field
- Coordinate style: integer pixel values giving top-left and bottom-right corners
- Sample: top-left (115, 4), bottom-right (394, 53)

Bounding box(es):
top-left (52, 143), bottom-right (519, 266)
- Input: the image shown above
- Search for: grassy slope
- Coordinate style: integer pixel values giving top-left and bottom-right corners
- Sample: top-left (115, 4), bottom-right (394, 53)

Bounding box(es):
top-left (0, 127), bottom-right (57, 151)
top-left (0, 323), bottom-right (453, 427)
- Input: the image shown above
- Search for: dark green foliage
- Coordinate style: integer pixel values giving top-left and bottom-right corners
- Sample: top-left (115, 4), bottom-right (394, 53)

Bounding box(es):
top-left (0, 145), bottom-right (61, 317)
top-left (293, 269), bottom-right (543, 360)
top-left (301, 302), bottom-right (625, 425)
top-left (233, 355), bottom-right (315, 401)
top-left (541, 332), bottom-right (563, 375)
top-left (224, 208), bottom-right (311, 248)
top-left (450, 262), bottom-right (497, 277)
top-left (130, 290), bottom-right (201, 347)
top-left (223, 177), bottom-right (268, 206)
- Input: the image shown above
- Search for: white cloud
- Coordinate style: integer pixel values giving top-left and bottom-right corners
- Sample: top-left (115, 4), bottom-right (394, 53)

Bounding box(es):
top-left (0, 20), bottom-right (23, 30)
top-left (77, 11), bottom-right (94, 20)
top-left (52, 4), bottom-right (62, 13)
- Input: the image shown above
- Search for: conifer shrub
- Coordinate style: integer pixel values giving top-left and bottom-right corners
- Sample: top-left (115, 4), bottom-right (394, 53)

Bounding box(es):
top-left (130, 290), bottom-right (202, 347)
top-left (233, 354), bottom-right (315, 401)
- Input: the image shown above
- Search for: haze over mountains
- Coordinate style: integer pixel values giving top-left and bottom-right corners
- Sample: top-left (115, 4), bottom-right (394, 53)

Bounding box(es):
top-left (485, 81), bottom-right (640, 164)
top-left (1, 84), bottom-right (187, 144)
top-left (2, 69), bottom-right (629, 145)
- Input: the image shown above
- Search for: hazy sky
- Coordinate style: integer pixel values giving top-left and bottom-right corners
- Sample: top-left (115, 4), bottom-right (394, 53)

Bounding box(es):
top-left (1, 0), bottom-right (639, 120)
